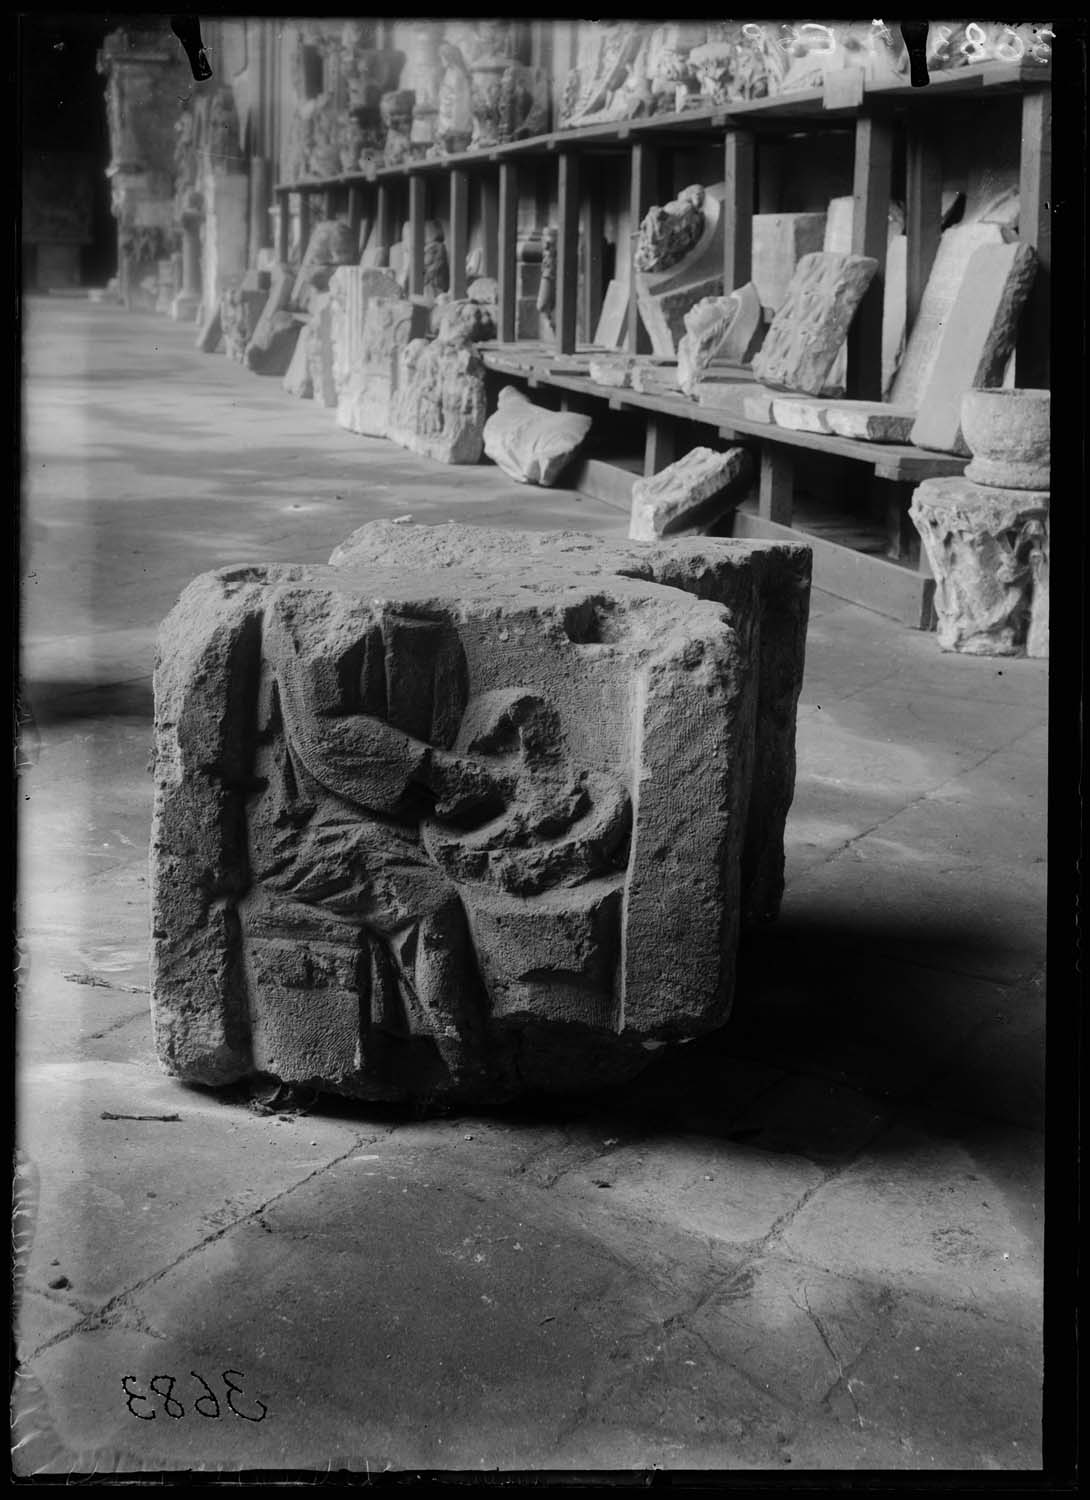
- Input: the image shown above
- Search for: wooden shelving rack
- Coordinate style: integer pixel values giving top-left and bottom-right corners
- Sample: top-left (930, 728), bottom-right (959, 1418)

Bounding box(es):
top-left (273, 58), bottom-right (1051, 626)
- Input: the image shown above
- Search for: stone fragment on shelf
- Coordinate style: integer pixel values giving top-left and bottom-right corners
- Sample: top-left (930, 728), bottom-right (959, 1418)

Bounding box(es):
top-left (629, 446), bottom-right (752, 540)
top-left (630, 364), bottom-right (680, 395)
top-left (961, 388), bottom-right (1050, 490)
top-left (752, 252), bottom-right (879, 397)
top-left (387, 328), bottom-right (488, 465)
top-left (677, 285), bottom-right (763, 397)
top-left (743, 392), bottom-right (775, 423)
top-left (890, 222), bottom-right (1007, 409)
top-left (770, 398), bottom-right (830, 433)
top-left (692, 381), bottom-right (769, 419)
top-left (593, 279), bottom-right (630, 350)
top-left (588, 356), bottom-right (637, 389)
top-left (909, 476), bottom-right (1048, 655)
top-left (910, 242), bottom-right (1037, 456)
top-left (635, 184), bottom-right (728, 357)
top-left (821, 401), bottom-right (917, 443)
top-left (482, 386), bottom-right (592, 486)
top-left (751, 214), bottom-right (827, 315)
top-left (822, 195), bottom-right (908, 398)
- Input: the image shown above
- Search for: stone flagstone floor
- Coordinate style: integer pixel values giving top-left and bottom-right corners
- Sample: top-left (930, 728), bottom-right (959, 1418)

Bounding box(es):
top-left (16, 296), bottom-right (1050, 1474)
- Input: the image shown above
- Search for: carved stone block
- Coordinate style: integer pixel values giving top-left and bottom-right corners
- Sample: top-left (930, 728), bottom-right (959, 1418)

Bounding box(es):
top-left (329, 266), bottom-right (402, 401)
top-left (910, 476), bottom-right (1049, 655)
top-left (387, 331), bottom-right (487, 465)
top-left (292, 219), bottom-right (358, 304)
top-left (821, 400), bottom-right (917, 443)
top-left (752, 252), bottom-right (879, 397)
top-left (677, 285), bottom-right (763, 396)
top-left (910, 242), bottom-right (1037, 456)
top-left (635, 186), bottom-right (730, 357)
top-left (337, 298), bottom-right (429, 438)
top-left (220, 276), bottom-right (269, 364)
top-left (629, 447), bottom-right (752, 540)
top-left (306, 293), bottom-right (337, 408)
top-left (752, 213), bottom-right (828, 314)
top-left (482, 387), bottom-right (592, 486)
top-left (282, 320), bottom-right (314, 399)
top-left (588, 356), bottom-right (637, 388)
top-left (245, 265), bottom-right (301, 376)
top-left (152, 522), bottom-right (810, 1104)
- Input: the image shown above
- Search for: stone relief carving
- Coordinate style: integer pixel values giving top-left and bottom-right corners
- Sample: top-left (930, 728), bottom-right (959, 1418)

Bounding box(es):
top-left (151, 524), bottom-right (811, 1104)
top-left (634, 185), bottom-right (705, 274)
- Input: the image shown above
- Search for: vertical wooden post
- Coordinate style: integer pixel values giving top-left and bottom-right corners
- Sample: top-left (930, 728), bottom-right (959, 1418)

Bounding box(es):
top-left (644, 416), bottom-right (678, 476)
top-left (846, 109), bottom-right (893, 401)
top-left (722, 129), bottom-right (755, 293)
top-left (757, 139), bottom-right (783, 213)
top-left (375, 182), bottom-right (392, 257)
top-left (347, 185), bottom-right (363, 251)
top-left (905, 116), bottom-right (942, 335)
top-left (581, 158), bottom-right (604, 344)
top-left (249, 157), bottom-right (272, 257)
top-left (481, 173), bottom-right (499, 278)
top-left (758, 444), bottom-right (794, 524)
top-left (449, 169), bottom-right (469, 300)
top-left (556, 151), bottom-right (580, 354)
top-left (627, 141), bottom-right (657, 354)
top-left (408, 174), bottom-right (426, 296)
top-left (1015, 87), bottom-right (1051, 387)
top-left (497, 162), bottom-right (518, 342)
top-left (276, 192), bottom-right (290, 263)
top-left (298, 192), bottom-right (312, 260)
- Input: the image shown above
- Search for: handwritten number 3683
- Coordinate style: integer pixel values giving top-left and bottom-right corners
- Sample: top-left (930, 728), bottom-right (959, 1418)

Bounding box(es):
top-left (122, 1370), bottom-right (267, 1422)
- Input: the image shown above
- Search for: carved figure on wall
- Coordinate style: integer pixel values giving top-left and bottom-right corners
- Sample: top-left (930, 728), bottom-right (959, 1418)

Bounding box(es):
top-left (498, 63), bottom-right (550, 142)
top-left (558, 23), bottom-right (649, 128)
top-left (339, 114), bottom-right (366, 173)
top-left (646, 24), bottom-right (704, 113)
top-left (435, 43), bottom-right (474, 155)
top-left (381, 89), bottom-right (415, 167)
top-left (423, 224), bottom-right (450, 299)
top-left (537, 226), bottom-right (557, 316)
top-left (634, 185), bottom-right (705, 274)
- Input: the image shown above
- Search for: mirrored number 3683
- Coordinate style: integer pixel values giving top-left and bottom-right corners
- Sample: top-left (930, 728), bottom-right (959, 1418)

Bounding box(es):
top-left (122, 1370), bottom-right (267, 1422)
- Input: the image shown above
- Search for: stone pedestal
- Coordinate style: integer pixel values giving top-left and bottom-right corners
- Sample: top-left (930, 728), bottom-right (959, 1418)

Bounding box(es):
top-left (151, 522), bottom-right (810, 1106)
top-left (910, 476), bottom-right (1048, 656)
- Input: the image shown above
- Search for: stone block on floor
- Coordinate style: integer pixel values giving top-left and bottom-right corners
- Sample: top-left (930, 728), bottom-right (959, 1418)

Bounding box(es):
top-left (151, 521), bottom-right (811, 1106)
top-left (483, 386), bottom-right (592, 485)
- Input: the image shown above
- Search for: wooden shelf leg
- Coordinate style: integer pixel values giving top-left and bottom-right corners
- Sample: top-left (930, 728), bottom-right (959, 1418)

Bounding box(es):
top-left (723, 128), bottom-right (754, 293)
top-left (556, 150), bottom-right (580, 354)
top-left (644, 415), bottom-right (677, 477)
top-left (847, 109), bottom-right (893, 402)
top-left (375, 183), bottom-right (392, 261)
top-left (408, 174), bottom-right (426, 297)
top-left (581, 161), bottom-right (604, 345)
top-left (276, 193), bottom-right (290, 263)
top-left (497, 162), bottom-right (517, 342)
top-left (449, 169), bottom-right (469, 301)
top-left (758, 443), bottom-right (795, 525)
top-left (298, 192), bottom-right (311, 260)
top-left (1015, 87), bottom-right (1051, 388)
top-left (481, 174), bottom-right (499, 279)
top-left (905, 117), bottom-right (942, 337)
top-left (347, 185), bottom-right (363, 256)
top-left (626, 141), bottom-right (657, 355)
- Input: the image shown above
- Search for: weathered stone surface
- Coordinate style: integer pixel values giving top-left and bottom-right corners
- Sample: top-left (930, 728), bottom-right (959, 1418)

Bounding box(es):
top-left (693, 381), bottom-right (769, 419)
top-left (752, 252), bottom-right (879, 396)
top-left (822, 196), bottom-right (908, 399)
top-left (281, 320), bottom-right (314, 399)
top-left (821, 401), bottom-right (917, 443)
top-left (677, 286), bottom-right (763, 396)
top-left (630, 363), bottom-right (680, 396)
top-left (890, 223), bottom-right (1007, 409)
top-left (329, 265), bottom-right (402, 402)
top-left (961, 388), bottom-right (1050, 490)
top-left (743, 391), bottom-right (776, 423)
top-left (338, 298), bottom-right (430, 438)
top-left (328, 522), bottom-right (812, 934)
top-left (244, 265), bottom-right (301, 376)
top-left (433, 297), bottom-right (496, 344)
top-left (305, 293), bottom-right (337, 408)
top-left (150, 524), bottom-right (809, 1105)
top-left (629, 447), bottom-right (752, 540)
top-left (770, 398), bottom-right (830, 433)
top-left (910, 243), bottom-right (1037, 456)
top-left (634, 184), bottom-right (706, 273)
top-left (195, 303), bottom-right (222, 354)
top-left (752, 213), bottom-right (827, 314)
top-left (220, 280), bottom-right (268, 364)
top-left (910, 476), bottom-right (1049, 655)
top-left (387, 330), bottom-right (488, 465)
top-left (588, 356), bottom-right (637, 388)
top-left (635, 183), bottom-right (728, 357)
top-left (483, 387), bottom-right (592, 486)
top-left (292, 218), bottom-right (357, 304)
top-left (593, 278), bottom-right (630, 349)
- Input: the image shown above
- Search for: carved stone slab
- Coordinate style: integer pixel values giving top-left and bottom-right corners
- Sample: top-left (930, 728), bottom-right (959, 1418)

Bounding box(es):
top-left (387, 331), bottom-right (488, 465)
top-left (244, 265), bottom-right (301, 376)
top-left (677, 286), bottom-right (763, 397)
top-left (629, 447), bottom-right (752, 540)
top-left (306, 293), bottom-right (337, 408)
top-left (822, 195), bottom-right (908, 399)
top-left (150, 523), bottom-right (809, 1106)
top-left (693, 381), bottom-right (773, 419)
top-left (338, 298), bottom-right (430, 438)
top-left (910, 242), bottom-right (1037, 456)
top-left (821, 400), bottom-right (917, 443)
top-left (593, 278), bottom-right (630, 349)
top-left (752, 252), bottom-right (879, 396)
top-left (635, 183), bottom-right (728, 356)
top-left (910, 475), bottom-right (1048, 655)
top-left (329, 265), bottom-right (402, 401)
top-left (482, 386), bottom-right (592, 486)
top-left (282, 319), bottom-right (314, 399)
top-left (889, 222), bottom-right (1007, 409)
top-left (752, 213), bottom-right (827, 314)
